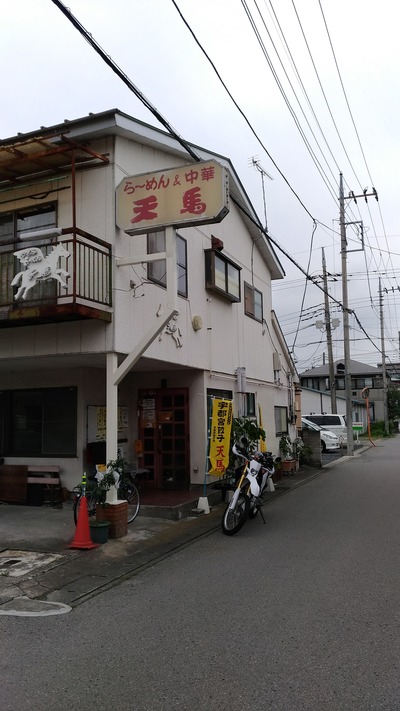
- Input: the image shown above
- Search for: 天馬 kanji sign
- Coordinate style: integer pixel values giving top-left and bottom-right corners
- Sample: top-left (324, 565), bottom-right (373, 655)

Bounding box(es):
top-left (116, 160), bottom-right (229, 235)
top-left (208, 399), bottom-right (233, 477)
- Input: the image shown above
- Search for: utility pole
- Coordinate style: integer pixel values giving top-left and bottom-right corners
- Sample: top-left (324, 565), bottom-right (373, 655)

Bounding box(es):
top-left (379, 277), bottom-right (389, 434)
top-left (339, 173), bottom-right (354, 456)
top-left (341, 177), bottom-right (378, 455)
top-left (322, 247), bottom-right (337, 414)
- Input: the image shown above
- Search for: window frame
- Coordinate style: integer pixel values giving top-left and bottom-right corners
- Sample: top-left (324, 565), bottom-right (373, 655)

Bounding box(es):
top-left (274, 406), bottom-right (288, 436)
top-left (0, 204), bottom-right (58, 304)
top-left (245, 393), bottom-right (256, 417)
top-left (147, 231), bottom-right (187, 297)
top-left (0, 203), bottom-right (57, 248)
top-left (204, 249), bottom-right (241, 302)
top-left (244, 282), bottom-right (263, 322)
top-left (0, 386), bottom-right (77, 457)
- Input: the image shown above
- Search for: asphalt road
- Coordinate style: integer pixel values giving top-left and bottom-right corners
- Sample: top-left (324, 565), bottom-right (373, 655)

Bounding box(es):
top-left (1, 437), bottom-right (400, 710)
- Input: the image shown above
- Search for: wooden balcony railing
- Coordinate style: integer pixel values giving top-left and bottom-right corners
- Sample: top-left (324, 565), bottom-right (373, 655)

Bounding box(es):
top-left (0, 227), bottom-right (112, 326)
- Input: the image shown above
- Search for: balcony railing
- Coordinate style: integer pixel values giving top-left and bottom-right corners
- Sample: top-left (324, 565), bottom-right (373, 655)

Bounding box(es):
top-left (0, 227), bottom-right (112, 326)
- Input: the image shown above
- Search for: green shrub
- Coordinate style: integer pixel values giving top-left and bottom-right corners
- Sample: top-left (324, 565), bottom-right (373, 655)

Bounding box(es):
top-left (368, 420), bottom-right (393, 438)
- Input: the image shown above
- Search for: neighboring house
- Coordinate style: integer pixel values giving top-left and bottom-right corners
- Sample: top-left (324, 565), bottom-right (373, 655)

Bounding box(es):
top-left (300, 386), bottom-right (347, 420)
top-left (270, 311), bottom-right (299, 447)
top-left (381, 361), bottom-right (400, 386)
top-left (299, 358), bottom-right (385, 426)
top-left (0, 109), bottom-right (297, 496)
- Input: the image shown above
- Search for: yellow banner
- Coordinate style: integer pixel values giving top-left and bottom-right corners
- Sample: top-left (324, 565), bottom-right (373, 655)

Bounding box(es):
top-left (208, 399), bottom-right (233, 476)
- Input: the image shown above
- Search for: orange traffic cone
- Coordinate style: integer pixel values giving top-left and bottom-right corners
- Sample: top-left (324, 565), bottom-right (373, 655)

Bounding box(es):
top-left (68, 494), bottom-right (99, 550)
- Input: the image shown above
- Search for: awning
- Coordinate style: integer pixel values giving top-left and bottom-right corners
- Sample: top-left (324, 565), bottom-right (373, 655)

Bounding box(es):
top-left (0, 132), bottom-right (109, 189)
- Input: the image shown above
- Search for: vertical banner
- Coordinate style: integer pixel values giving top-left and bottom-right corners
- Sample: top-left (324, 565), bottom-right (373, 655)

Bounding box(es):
top-left (258, 404), bottom-right (266, 452)
top-left (208, 399), bottom-right (233, 476)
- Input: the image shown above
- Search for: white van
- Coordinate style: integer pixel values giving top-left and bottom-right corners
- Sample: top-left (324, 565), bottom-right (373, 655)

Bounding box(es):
top-left (301, 417), bottom-right (341, 452)
top-left (305, 414), bottom-right (347, 444)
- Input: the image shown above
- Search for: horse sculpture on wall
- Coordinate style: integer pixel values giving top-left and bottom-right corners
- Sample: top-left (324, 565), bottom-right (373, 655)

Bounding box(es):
top-left (11, 243), bottom-right (71, 301)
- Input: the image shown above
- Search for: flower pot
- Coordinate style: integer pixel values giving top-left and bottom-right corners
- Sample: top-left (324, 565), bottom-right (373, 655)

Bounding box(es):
top-left (280, 459), bottom-right (297, 473)
top-left (89, 520), bottom-right (110, 544)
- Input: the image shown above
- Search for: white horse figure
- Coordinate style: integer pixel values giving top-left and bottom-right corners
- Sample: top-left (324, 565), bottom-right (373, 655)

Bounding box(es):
top-left (11, 243), bottom-right (71, 301)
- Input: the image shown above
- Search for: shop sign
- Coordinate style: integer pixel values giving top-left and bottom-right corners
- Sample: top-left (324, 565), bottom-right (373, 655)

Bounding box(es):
top-left (208, 399), bottom-right (233, 476)
top-left (116, 160), bottom-right (229, 234)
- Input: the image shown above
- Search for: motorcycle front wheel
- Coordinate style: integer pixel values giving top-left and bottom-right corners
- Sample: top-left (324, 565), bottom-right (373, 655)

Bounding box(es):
top-left (222, 493), bottom-right (250, 535)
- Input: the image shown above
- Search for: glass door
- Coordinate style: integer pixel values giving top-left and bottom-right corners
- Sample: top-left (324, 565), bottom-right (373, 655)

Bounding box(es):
top-left (138, 388), bottom-right (190, 489)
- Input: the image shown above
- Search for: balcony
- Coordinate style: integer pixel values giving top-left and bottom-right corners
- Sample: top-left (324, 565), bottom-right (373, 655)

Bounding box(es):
top-left (0, 227), bottom-right (112, 327)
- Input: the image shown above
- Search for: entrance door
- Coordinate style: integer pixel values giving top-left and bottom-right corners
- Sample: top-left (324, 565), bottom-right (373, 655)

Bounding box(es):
top-left (138, 388), bottom-right (190, 490)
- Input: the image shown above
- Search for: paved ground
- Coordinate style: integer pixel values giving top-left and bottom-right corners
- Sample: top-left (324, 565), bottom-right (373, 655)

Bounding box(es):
top-left (0, 445), bottom-right (371, 614)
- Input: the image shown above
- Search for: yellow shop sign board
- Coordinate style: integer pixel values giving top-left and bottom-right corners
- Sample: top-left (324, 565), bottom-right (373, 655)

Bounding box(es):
top-left (116, 160), bottom-right (229, 234)
top-left (208, 399), bottom-right (233, 477)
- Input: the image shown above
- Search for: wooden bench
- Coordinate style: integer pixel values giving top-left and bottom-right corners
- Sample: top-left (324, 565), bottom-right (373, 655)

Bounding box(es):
top-left (27, 465), bottom-right (61, 507)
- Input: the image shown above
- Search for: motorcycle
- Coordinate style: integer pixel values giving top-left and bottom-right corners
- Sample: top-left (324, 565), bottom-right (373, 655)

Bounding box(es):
top-left (221, 440), bottom-right (280, 536)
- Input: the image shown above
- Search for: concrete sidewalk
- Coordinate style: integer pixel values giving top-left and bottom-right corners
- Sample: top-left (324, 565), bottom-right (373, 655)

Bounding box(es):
top-left (0, 448), bottom-right (370, 614)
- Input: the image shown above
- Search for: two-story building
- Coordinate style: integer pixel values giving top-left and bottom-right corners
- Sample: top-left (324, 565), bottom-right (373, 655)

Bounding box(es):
top-left (299, 358), bottom-right (386, 426)
top-left (0, 109), bottom-right (298, 499)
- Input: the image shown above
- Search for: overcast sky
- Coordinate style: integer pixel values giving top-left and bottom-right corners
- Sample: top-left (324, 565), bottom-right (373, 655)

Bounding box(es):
top-left (2, 0), bottom-right (400, 371)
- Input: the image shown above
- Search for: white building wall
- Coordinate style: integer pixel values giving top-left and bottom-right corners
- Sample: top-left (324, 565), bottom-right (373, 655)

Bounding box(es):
top-left (0, 119), bottom-right (294, 493)
top-left (301, 388), bottom-right (347, 416)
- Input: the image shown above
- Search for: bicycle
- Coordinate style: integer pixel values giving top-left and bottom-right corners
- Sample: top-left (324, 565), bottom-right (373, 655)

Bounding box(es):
top-left (73, 468), bottom-right (147, 526)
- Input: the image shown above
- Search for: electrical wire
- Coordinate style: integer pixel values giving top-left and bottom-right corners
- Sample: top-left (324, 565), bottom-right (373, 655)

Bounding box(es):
top-left (168, 0), bottom-right (317, 221)
top-left (241, 0), bottom-right (339, 204)
top-left (319, 1), bottom-right (400, 307)
top-left (290, 220), bottom-right (317, 356)
top-left (51, 0), bottom-right (392, 365)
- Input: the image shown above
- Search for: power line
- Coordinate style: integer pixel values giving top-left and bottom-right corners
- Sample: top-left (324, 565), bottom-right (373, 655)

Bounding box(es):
top-left (50, 0), bottom-right (200, 162)
top-left (169, 0), bottom-right (317, 221)
top-left (51, 0), bottom-right (390, 365)
top-left (241, 0), bottom-right (339, 203)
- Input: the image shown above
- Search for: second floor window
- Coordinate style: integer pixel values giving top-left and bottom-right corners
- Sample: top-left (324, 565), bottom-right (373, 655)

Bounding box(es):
top-left (0, 204), bottom-right (57, 304)
top-left (147, 231), bottom-right (187, 297)
top-left (204, 249), bottom-right (241, 302)
top-left (0, 203), bottom-right (56, 252)
top-left (244, 283), bottom-right (263, 322)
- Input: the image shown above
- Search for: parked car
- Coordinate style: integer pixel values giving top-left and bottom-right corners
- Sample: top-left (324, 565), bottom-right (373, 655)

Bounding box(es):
top-left (301, 417), bottom-right (341, 453)
top-left (304, 413), bottom-right (347, 444)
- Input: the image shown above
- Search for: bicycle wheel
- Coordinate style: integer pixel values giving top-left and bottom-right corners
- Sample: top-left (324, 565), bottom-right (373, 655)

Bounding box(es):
top-left (118, 482), bottom-right (140, 523)
top-left (73, 490), bottom-right (97, 526)
top-left (222, 493), bottom-right (249, 536)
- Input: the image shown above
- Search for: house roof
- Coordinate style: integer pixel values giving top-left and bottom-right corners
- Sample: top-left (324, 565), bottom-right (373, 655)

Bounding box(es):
top-left (299, 358), bottom-right (382, 378)
top-left (0, 109), bottom-right (285, 280)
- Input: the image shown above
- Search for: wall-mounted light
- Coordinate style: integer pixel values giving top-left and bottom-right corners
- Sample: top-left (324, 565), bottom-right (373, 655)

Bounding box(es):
top-left (192, 315), bottom-right (203, 331)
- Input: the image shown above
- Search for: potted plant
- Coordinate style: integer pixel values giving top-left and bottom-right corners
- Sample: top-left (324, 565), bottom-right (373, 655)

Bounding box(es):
top-left (89, 519), bottom-right (110, 544)
top-left (279, 435), bottom-right (297, 472)
top-left (96, 457), bottom-right (126, 504)
top-left (95, 457), bottom-right (130, 538)
top-left (294, 437), bottom-right (313, 466)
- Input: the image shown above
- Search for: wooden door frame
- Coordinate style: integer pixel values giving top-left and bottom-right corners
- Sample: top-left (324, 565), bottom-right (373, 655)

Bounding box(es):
top-left (138, 387), bottom-right (190, 490)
